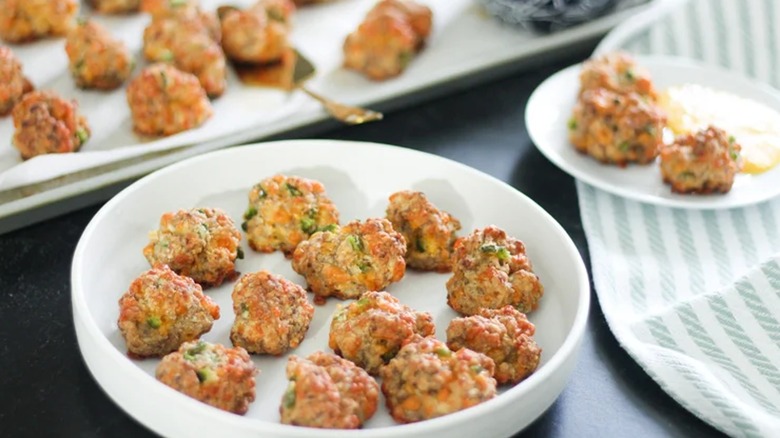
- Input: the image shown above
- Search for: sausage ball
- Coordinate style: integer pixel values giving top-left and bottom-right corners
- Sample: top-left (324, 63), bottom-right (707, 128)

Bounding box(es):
top-left (292, 218), bottom-right (406, 301)
top-left (368, 0), bottom-right (432, 45)
top-left (579, 51), bottom-right (656, 100)
top-left (118, 265), bottom-right (220, 358)
top-left (447, 306), bottom-right (540, 385)
top-left (329, 291), bottom-right (434, 375)
top-left (0, 0), bottom-right (78, 43)
top-left (0, 46), bottom-right (33, 116)
top-left (12, 90), bottom-right (90, 160)
top-left (242, 174), bottom-right (340, 256)
top-left (569, 88), bottom-right (665, 166)
top-left (343, 12), bottom-right (416, 81)
top-left (660, 125), bottom-right (742, 194)
top-left (65, 19), bottom-right (134, 90)
top-left (386, 190), bottom-right (461, 272)
top-left (280, 351), bottom-right (379, 429)
top-left (230, 270), bottom-right (314, 355)
top-left (126, 63), bottom-right (213, 136)
top-left (446, 226), bottom-right (543, 316)
top-left (156, 340), bottom-right (257, 414)
top-left (219, 2), bottom-right (290, 64)
top-left (143, 207), bottom-right (242, 287)
top-left (379, 335), bottom-right (497, 423)
top-left (88, 0), bottom-right (140, 14)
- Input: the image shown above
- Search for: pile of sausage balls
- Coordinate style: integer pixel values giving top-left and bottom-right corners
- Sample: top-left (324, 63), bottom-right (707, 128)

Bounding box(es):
top-left (1, 0), bottom-right (432, 160)
top-left (568, 51), bottom-right (742, 194)
top-left (117, 173), bottom-right (545, 428)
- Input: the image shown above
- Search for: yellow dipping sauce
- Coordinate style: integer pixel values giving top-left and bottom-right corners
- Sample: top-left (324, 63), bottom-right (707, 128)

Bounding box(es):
top-left (659, 84), bottom-right (780, 174)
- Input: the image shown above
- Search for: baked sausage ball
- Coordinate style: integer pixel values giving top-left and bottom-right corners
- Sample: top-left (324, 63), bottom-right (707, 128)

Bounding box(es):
top-left (292, 218), bottom-right (406, 301)
top-left (660, 125), bottom-right (742, 194)
top-left (143, 207), bottom-right (242, 287)
top-left (242, 174), bottom-right (339, 256)
top-left (280, 351), bottom-right (379, 429)
top-left (379, 335), bottom-right (497, 423)
top-left (219, 2), bottom-right (290, 64)
top-left (386, 190), bottom-right (461, 272)
top-left (156, 340), bottom-right (257, 415)
top-left (230, 270), bottom-right (314, 355)
top-left (569, 88), bottom-right (665, 166)
top-left (329, 291), bottom-right (434, 375)
top-left (0, 0), bottom-right (78, 43)
top-left (12, 90), bottom-right (90, 160)
top-left (343, 12), bottom-right (416, 81)
top-left (579, 51), bottom-right (656, 100)
top-left (118, 265), bottom-right (220, 358)
top-left (447, 306), bottom-right (540, 385)
top-left (368, 0), bottom-right (432, 44)
top-left (126, 63), bottom-right (213, 136)
top-left (88, 0), bottom-right (140, 14)
top-left (0, 46), bottom-right (33, 116)
top-left (446, 226), bottom-right (543, 316)
top-left (65, 19), bottom-right (134, 90)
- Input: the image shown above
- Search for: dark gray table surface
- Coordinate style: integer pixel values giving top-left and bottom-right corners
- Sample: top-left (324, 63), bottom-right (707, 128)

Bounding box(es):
top-left (0, 51), bottom-right (727, 437)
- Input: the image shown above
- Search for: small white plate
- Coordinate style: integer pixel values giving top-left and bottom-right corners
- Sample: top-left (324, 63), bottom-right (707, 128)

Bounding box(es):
top-left (526, 55), bottom-right (780, 209)
top-left (71, 140), bottom-right (589, 438)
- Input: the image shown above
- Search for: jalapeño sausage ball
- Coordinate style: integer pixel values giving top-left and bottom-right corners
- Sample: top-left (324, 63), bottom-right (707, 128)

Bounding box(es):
top-left (343, 12), bottom-right (416, 81)
top-left (0, 0), bottom-right (78, 43)
top-left (126, 63), bottom-right (213, 136)
top-left (280, 351), bottom-right (379, 429)
top-left (367, 0), bottom-right (432, 44)
top-left (292, 218), bottom-right (406, 301)
top-left (242, 174), bottom-right (340, 256)
top-left (446, 226), bottom-right (544, 316)
top-left (143, 207), bottom-right (242, 288)
top-left (329, 291), bottom-right (435, 375)
top-left (12, 90), bottom-right (90, 160)
top-left (230, 270), bottom-right (314, 355)
top-left (156, 340), bottom-right (257, 415)
top-left (447, 306), bottom-right (541, 385)
top-left (88, 0), bottom-right (140, 14)
top-left (118, 265), bottom-right (220, 358)
top-left (0, 46), bottom-right (32, 116)
top-left (578, 51), bottom-right (657, 100)
top-left (386, 190), bottom-right (461, 272)
top-left (379, 335), bottom-right (497, 423)
top-left (65, 19), bottom-right (134, 90)
top-left (219, 2), bottom-right (290, 64)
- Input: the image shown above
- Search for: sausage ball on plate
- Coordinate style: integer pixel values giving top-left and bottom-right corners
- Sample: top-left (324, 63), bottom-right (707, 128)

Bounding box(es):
top-left (242, 174), bottom-right (339, 256)
top-left (230, 270), bottom-right (314, 355)
top-left (379, 335), bottom-right (497, 423)
top-left (0, 0), bottom-right (78, 43)
top-left (118, 265), bottom-right (220, 358)
top-left (660, 125), bottom-right (742, 194)
top-left (12, 90), bottom-right (89, 160)
top-left (143, 207), bottom-right (242, 287)
top-left (447, 305), bottom-right (540, 385)
top-left (156, 340), bottom-right (257, 415)
top-left (368, 0), bottom-right (432, 44)
top-left (280, 351), bottom-right (379, 429)
top-left (579, 51), bottom-right (656, 100)
top-left (88, 0), bottom-right (140, 14)
top-left (386, 190), bottom-right (461, 272)
top-left (569, 88), bottom-right (665, 166)
top-left (219, 3), bottom-right (289, 64)
top-left (126, 63), bottom-right (213, 136)
top-left (343, 12), bottom-right (416, 81)
top-left (292, 218), bottom-right (406, 301)
top-left (65, 19), bottom-right (134, 90)
top-left (446, 225), bottom-right (543, 316)
top-left (0, 46), bottom-right (33, 116)
top-left (329, 291), bottom-right (434, 375)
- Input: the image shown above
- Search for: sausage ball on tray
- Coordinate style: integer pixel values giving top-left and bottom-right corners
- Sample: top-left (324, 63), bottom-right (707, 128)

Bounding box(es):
top-left (379, 335), bottom-right (497, 424)
top-left (118, 265), bottom-right (220, 358)
top-left (660, 125), bottom-right (742, 194)
top-left (242, 174), bottom-right (340, 256)
top-left (143, 207), bottom-right (242, 287)
top-left (280, 351), bottom-right (379, 429)
top-left (343, 12), bottom-right (416, 81)
top-left (88, 0), bottom-right (140, 14)
top-left (368, 0), bottom-right (432, 44)
top-left (447, 225), bottom-right (543, 316)
top-left (126, 63), bottom-right (213, 136)
top-left (292, 218), bottom-right (406, 302)
top-left (329, 291), bottom-right (434, 375)
top-left (447, 306), bottom-right (540, 385)
top-left (230, 270), bottom-right (314, 355)
top-left (12, 90), bottom-right (90, 160)
top-left (156, 340), bottom-right (257, 415)
top-left (219, 2), bottom-right (290, 64)
top-left (386, 190), bottom-right (461, 272)
top-left (0, 46), bottom-right (33, 116)
top-left (65, 19), bottom-right (134, 90)
top-left (0, 0), bottom-right (78, 43)
top-left (579, 51), bottom-right (656, 100)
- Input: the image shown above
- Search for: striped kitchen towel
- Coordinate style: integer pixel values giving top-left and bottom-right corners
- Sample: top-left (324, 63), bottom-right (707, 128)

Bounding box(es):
top-left (579, 0), bottom-right (780, 436)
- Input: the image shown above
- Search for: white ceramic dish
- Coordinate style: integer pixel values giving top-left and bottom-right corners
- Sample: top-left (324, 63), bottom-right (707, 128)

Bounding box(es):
top-left (526, 55), bottom-right (780, 209)
top-left (71, 140), bottom-right (590, 438)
